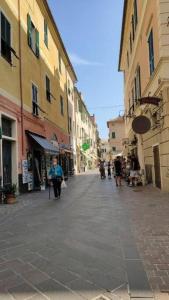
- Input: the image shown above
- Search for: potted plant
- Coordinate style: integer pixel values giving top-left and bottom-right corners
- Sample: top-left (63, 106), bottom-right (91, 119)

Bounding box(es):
top-left (5, 184), bottom-right (17, 204)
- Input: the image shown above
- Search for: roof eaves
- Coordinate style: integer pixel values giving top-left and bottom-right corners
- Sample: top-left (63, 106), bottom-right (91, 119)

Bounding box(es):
top-left (43, 0), bottom-right (78, 82)
top-left (118, 0), bottom-right (128, 72)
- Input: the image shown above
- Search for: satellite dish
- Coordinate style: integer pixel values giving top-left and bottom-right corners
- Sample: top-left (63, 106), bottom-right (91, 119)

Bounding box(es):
top-left (132, 116), bottom-right (151, 134)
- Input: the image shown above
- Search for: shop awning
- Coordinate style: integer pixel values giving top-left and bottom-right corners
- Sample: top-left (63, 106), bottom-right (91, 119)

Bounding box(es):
top-left (29, 133), bottom-right (59, 154)
top-left (60, 143), bottom-right (72, 153)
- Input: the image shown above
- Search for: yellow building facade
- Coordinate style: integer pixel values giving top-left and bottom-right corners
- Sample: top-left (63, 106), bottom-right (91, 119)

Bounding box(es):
top-left (0, 0), bottom-right (77, 192)
top-left (119, 0), bottom-right (169, 191)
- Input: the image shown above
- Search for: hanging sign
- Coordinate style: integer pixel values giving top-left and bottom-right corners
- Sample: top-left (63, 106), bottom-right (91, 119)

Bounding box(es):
top-left (139, 97), bottom-right (161, 106)
top-left (132, 115), bottom-right (151, 134)
top-left (82, 143), bottom-right (90, 151)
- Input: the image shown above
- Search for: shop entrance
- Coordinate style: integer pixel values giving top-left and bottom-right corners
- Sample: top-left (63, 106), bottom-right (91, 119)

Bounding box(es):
top-left (153, 145), bottom-right (161, 189)
top-left (2, 139), bottom-right (12, 186)
top-left (33, 150), bottom-right (42, 189)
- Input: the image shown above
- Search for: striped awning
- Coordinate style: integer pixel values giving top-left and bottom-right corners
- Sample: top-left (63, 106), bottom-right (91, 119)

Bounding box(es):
top-left (28, 133), bottom-right (59, 154)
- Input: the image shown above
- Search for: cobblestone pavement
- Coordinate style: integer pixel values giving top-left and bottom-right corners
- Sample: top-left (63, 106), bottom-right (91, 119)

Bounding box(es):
top-left (0, 171), bottom-right (169, 300)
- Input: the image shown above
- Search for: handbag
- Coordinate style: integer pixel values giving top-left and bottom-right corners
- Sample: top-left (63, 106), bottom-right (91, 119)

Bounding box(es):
top-left (61, 180), bottom-right (67, 189)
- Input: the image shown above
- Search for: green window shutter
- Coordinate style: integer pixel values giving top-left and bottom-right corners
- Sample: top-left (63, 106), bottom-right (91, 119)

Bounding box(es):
top-left (27, 14), bottom-right (32, 47)
top-left (35, 29), bottom-right (40, 57)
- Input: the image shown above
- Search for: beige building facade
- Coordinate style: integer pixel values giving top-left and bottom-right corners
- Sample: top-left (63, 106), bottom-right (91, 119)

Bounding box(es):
top-left (100, 139), bottom-right (111, 162)
top-left (74, 88), bottom-right (98, 173)
top-left (107, 117), bottom-right (125, 157)
top-left (119, 0), bottom-right (169, 191)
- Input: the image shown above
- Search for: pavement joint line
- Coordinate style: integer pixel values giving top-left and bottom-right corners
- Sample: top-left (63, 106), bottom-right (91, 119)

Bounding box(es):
top-left (110, 282), bottom-right (128, 293)
top-left (10, 275), bottom-right (50, 300)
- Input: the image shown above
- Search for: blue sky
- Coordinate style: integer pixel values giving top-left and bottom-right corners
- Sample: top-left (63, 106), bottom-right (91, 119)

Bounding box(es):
top-left (48, 0), bottom-right (124, 138)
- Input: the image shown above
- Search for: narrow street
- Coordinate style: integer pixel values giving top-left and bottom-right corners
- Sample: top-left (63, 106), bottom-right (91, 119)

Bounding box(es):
top-left (0, 171), bottom-right (169, 300)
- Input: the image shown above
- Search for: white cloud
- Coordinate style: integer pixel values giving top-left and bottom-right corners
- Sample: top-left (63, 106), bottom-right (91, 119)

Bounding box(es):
top-left (69, 53), bottom-right (103, 66)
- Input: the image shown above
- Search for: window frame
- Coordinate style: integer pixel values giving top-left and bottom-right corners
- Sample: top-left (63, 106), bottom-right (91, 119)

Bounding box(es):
top-left (129, 33), bottom-right (132, 53)
top-left (45, 75), bottom-right (51, 102)
top-left (44, 19), bottom-right (48, 48)
top-left (112, 132), bottom-right (116, 139)
top-left (148, 29), bottom-right (155, 76)
top-left (58, 52), bottom-right (62, 74)
top-left (32, 83), bottom-right (39, 117)
top-left (127, 51), bottom-right (129, 68)
top-left (60, 95), bottom-right (64, 116)
top-left (27, 14), bottom-right (39, 58)
top-left (134, 0), bottom-right (138, 30)
top-left (0, 11), bottom-right (12, 64)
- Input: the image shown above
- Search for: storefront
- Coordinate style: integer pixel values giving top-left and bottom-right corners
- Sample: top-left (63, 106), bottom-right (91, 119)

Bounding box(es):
top-left (19, 131), bottom-right (59, 193)
top-left (59, 144), bottom-right (74, 177)
top-left (0, 113), bottom-right (18, 189)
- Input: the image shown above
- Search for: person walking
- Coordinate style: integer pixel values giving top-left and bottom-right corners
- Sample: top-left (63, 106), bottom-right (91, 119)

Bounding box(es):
top-left (129, 154), bottom-right (140, 187)
top-left (49, 157), bottom-right (64, 199)
top-left (114, 156), bottom-right (122, 186)
top-left (107, 161), bottom-right (111, 179)
top-left (99, 161), bottom-right (106, 179)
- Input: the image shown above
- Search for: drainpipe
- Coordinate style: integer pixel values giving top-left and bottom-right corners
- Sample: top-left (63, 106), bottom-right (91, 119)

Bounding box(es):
top-left (18, 0), bottom-right (24, 156)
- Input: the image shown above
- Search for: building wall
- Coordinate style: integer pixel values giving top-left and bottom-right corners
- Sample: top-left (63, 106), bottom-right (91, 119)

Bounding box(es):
top-left (0, 0), bottom-right (76, 190)
top-left (119, 0), bottom-right (169, 191)
top-left (100, 140), bottom-right (111, 162)
top-left (74, 88), bottom-right (98, 173)
top-left (107, 117), bottom-right (125, 156)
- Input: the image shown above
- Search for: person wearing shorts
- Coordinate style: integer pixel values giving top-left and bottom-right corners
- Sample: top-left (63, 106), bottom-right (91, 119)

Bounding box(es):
top-left (129, 154), bottom-right (140, 186)
top-left (114, 156), bottom-right (122, 186)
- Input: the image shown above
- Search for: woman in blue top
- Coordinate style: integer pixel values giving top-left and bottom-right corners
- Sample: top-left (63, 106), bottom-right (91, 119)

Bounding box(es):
top-left (49, 157), bottom-right (64, 199)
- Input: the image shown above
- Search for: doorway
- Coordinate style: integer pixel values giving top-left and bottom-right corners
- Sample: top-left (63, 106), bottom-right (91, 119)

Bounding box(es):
top-left (153, 145), bottom-right (161, 189)
top-left (2, 140), bottom-right (12, 186)
top-left (33, 150), bottom-right (42, 189)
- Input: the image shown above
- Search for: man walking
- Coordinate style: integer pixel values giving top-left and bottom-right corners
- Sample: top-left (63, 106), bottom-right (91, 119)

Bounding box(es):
top-left (114, 156), bottom-right (122, 186)
top-left (49, 157), bottom-right (64, 199)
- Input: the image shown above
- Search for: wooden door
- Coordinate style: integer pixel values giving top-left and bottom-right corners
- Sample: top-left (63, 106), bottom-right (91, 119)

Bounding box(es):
top-left (153, 145), bottom-right (161, 189)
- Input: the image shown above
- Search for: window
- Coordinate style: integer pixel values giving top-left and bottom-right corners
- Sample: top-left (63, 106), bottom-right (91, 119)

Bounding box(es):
top-left (46, 76), bottom-right (51, 102)
top-left (112, 132), bottom-right (116, 139)
top-left (132, 87), bottom-right (135, 111)
top-left (127, 51), bottom-right (129, 68)
top-left (27, 14), bottom-right (39, 58)
top-left (69, 116), bottom-right (72, 132)
top-left (132, 15), bottom-right (135, 41)
top-left (1, 12), bottom-right (11, 63)
top-left (32, 84), bottom-right (38, 116)
top-left (67, 80), bottom-right (71, 95)
top-left (2, 117), bottom-right (12, 137)
top-left (130, 33), bottom-right (132, 53)
top-left (112, 147), bottom-right (116, 152)
top-left (134, 66), bottom-right (141, 102)
top-left (148, 30), bottom-right (155, 75)
top-left (44, 20), bottom-right (48, 47)
top-left (58, 52), bottom-right (62, 73)
top-left (60, 96), bottom-right (64, 115)
top-left (134, 0), bottom-right (138, 30)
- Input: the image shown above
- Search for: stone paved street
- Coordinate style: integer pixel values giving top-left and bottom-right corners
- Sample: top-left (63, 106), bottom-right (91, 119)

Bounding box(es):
top-left (0, 171), bottom-right (169, 300)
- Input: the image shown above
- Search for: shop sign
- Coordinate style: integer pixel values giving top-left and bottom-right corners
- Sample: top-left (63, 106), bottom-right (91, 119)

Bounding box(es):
top-left (139, 97), bottom-right (161, 106)
top-left (22, 160), bottom-right (28, 184)
top-left (132, 115), bottom-right (151, 134)
top-left (82, 143), bottom-right (90, 151)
